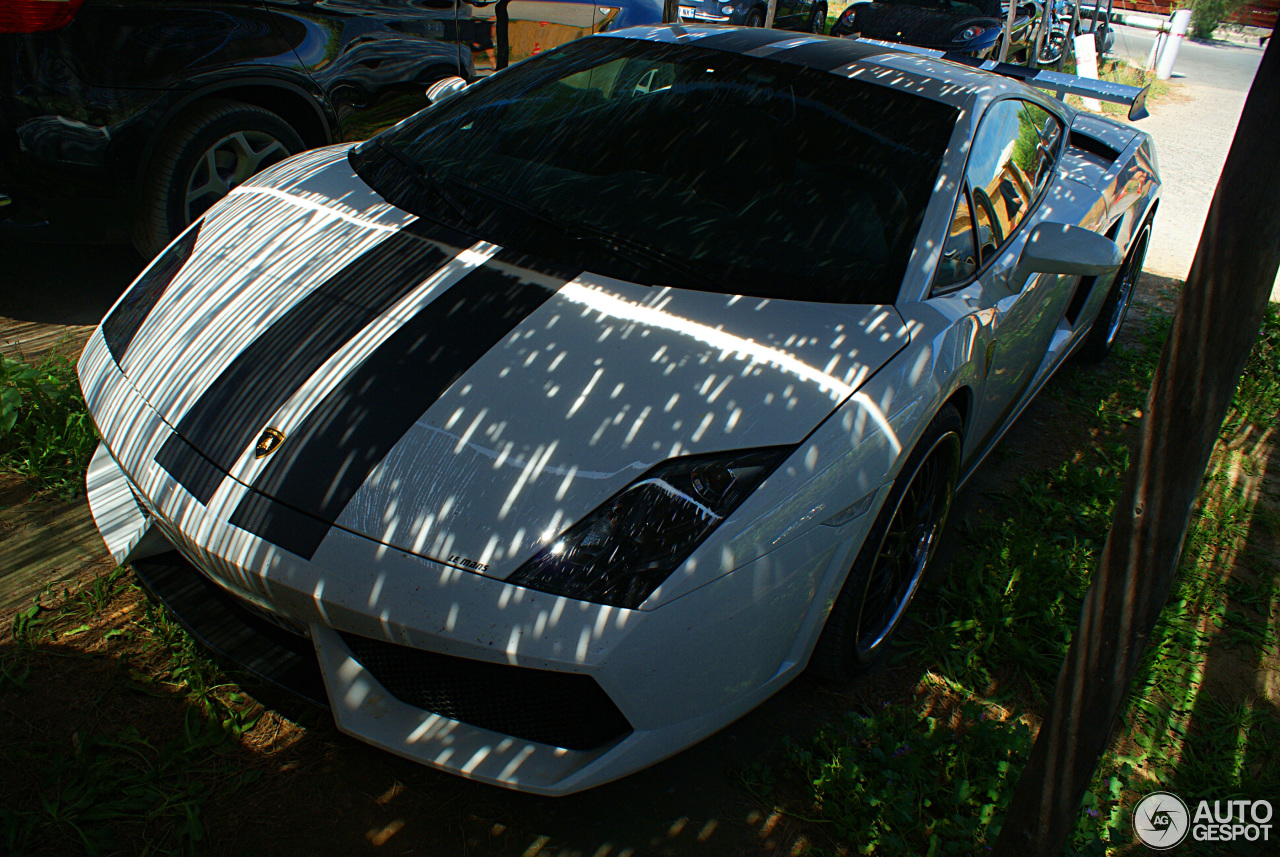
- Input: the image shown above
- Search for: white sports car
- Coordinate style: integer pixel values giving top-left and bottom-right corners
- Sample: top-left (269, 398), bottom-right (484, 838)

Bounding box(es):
top-left (80, 25), bottom-right (1159, 794)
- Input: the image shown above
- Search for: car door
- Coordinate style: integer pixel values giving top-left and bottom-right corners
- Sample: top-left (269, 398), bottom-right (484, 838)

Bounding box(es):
top-left (932, 97), bottom-right (1067, 450)
top-left (262, 0), bottom-right (464, 142)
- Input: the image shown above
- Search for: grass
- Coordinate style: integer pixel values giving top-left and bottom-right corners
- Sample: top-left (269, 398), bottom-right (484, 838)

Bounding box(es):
top-left (1061, 58), bottom-right (1173, 116)
top-left (769, 302), bottom-right (1280, 854)
top-left (0, 353), bottom-right (98, 498)
top-left (1, 568), bottom-right (264, 855)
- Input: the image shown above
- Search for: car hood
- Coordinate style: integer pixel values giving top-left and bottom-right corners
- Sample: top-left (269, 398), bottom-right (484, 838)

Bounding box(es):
top-left (855, 5), bottom-right (999, 50)
top-left (110, 146), bottom-right (910, 578)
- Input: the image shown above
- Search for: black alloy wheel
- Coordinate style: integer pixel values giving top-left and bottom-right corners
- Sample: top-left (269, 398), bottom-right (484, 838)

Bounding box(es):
top-left (1078, 221), bottom-right (1151, 363)
top-left (134, 99), bottom-right (304, 258)
top-left (811, 405), bottom-right (963, 678)
top-left (810, 3), bottom-right (827, 33)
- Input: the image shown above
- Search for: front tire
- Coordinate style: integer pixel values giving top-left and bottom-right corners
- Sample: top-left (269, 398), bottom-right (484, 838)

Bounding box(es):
top-left (133, 99), bottom-right (304, 258)
top-left (810, 3), bottom-right (827, 33)
top-left (810, 405), bottom-right (962, 679)
top-left (1078, 221), bottom-right (1151, 363)
top-left (744, 8), bottom-right (764, 26)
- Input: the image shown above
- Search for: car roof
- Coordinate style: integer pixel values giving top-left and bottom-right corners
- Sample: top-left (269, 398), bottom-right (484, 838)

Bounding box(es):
top-left (600, 25), bottom-right (1037, 113)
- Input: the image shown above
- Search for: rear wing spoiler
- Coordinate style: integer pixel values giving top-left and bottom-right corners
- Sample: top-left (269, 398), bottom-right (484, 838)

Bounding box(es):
top-left (853, 38), bottom-right (1151, 121)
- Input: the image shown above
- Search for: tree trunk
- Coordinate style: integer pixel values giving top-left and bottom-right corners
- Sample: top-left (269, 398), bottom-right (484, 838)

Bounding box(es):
top-left (663, 0), bottom-right (680, 23)
top-left (765, 0), bottom-right (778, 28)
top-left (992, 27), bottom-right (1280, 857)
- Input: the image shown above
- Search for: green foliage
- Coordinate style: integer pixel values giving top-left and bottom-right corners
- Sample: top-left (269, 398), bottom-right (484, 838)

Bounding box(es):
top-left (1, 568), bottom-right (261, 855)
top-left (0, 718), bottom-right (240, 857)
top-left (790, 705), bottom-right (1030, 854)
top-left (781, 302), bottom-right (1280, 852)
top-left (914, 328), bottom-right (1166, 700)
top-left (1224, 303), bottom-right (1280, 434)
top-left (0, 353), bottom-right (98, 497)
top-left (1187, 0), bottom-right (1245, 39)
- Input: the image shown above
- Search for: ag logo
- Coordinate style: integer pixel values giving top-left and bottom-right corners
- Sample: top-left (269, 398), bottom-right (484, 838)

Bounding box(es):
top-left (255, 427), bottom-right (286, 459)
top-left (1133, 791), bottom-right (1190, 849)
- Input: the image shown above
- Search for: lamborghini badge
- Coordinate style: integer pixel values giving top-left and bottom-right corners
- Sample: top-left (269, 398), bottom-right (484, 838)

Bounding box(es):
top-left (255, 427), bottom-right (286, 459)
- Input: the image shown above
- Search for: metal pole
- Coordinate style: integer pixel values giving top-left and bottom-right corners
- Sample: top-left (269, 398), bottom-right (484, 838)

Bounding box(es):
top-left (1156, 8), bottom-right (1192, 79)
top-left (1000, 0), bottom-right (1019, 61)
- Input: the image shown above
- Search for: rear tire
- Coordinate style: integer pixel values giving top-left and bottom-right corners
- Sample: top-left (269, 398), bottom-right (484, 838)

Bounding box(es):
top-left (744, 9), bottom-right (764, 26)
top-left (133, 99), bottom-right (303, 258)
top-left (810, 405), bottom-right (962, 679)
top-left (1078, 221), bottom-right (1151, 363)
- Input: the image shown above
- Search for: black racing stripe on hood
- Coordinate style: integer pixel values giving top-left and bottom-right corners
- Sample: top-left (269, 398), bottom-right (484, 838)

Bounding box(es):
top-left (102, 224), bottom-right (201, 364)
top-left (228, 250), bottom-right (577, 559)
top-left (155, 219), bottom-right (463, 505)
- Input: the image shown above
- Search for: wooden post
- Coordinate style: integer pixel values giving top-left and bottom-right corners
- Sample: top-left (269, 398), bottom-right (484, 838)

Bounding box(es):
top-left (765, 0), bottom-right (779, 28)
top-left (1000, 0), bottom-right (1018, 62)
top-left (992, 27), bottom-right (1280, 857)
top-left (663, 0), bottom-right (680, 23)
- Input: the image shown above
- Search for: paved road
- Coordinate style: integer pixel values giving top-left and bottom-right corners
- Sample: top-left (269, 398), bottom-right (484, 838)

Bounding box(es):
top-left (1107, 24), bottom-right (1265, 91)
top-left (1101, 26), bottom-right (1267, 285)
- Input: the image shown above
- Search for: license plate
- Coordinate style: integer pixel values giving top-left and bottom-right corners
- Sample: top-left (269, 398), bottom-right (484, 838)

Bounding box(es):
top-left (679, 6), bottom-right (696, 18)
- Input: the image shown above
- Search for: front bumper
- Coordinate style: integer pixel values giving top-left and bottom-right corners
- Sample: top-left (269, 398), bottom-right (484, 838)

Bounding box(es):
top-left (80, 326), bottom-right (871, 794)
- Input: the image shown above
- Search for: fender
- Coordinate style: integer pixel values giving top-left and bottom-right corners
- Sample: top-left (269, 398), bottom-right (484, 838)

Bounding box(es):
top-left (127, 73), bottom-right (337, 190)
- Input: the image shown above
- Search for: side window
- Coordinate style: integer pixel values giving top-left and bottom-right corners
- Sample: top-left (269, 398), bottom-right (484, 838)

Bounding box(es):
top-left (964, 99), bottom-right (1062, 258)
top-left (934, 189), bottom-right (978, 290)
top-left (1015, 102), bottom-right (1064, 199)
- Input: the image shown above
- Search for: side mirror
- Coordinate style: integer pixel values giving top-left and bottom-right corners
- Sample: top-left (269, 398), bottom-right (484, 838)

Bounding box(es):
top-left (1014, 222), bottom-right (1122, 285)
top-left (426, 76), bottom-right (468, 105)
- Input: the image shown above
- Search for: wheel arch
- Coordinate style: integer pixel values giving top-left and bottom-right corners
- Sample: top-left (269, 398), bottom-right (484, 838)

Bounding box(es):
top-left (941, 385), bottom-right (973, 439)
top-left (132, 77), bottom-right (334, 189)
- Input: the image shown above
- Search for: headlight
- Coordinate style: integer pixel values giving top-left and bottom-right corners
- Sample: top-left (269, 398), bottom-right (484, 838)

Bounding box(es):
top-left (508, 447), bottom-right (791, 609)
top-left (721, 4), bottom-right (734, 12)
top-left (956, 25), bottom-right (984, 41)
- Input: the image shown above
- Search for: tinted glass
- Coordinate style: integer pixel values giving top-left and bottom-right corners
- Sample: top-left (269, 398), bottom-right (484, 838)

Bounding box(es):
top-left (964, 98), bottom-right (1062, 258)
top-left (351, 37), bottom-right (958, 304)
top-left (1017, 101), bottom-right (1064, 198)
top-left (934, 190), bottom-right (977, 290)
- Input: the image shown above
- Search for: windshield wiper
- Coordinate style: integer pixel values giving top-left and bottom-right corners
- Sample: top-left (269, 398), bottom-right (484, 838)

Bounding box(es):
top-left (372, 138), bottom-right (478, 230)
top-left (443, 174), bottom-right (727, 292)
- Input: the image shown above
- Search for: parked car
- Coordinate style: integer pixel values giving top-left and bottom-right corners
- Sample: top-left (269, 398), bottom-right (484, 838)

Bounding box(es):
top-left (679, 0), bottom-right (828, 32)
top-left (80, 24), bottom-right (1157, 795)
top-left (0, 0), bottom-right (662, 258)
top-left (831, 0), bottom-right (1039, 62)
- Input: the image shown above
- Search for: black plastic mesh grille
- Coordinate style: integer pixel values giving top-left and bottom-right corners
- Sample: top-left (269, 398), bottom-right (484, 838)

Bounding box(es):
top-left (338, 632), bottom-right (632, 751)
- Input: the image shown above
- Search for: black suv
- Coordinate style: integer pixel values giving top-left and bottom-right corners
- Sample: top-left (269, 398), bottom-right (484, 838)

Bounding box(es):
top-left (0, 0), bottom-right (663, 256)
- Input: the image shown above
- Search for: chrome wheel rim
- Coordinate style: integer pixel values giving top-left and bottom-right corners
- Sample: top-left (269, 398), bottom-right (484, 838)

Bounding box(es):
top-left (811, 6), bottom-right (824, 32)
top-left (855, 432), bottom-right (960, 661)
top-left (1103, 228), bottom-right (1149, 348)
top-left (184, 130), bottom-right (289, 224)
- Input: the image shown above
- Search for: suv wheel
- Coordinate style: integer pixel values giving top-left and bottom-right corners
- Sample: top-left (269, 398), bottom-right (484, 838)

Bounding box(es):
top-left (134, 98), bottom-right (303, 257)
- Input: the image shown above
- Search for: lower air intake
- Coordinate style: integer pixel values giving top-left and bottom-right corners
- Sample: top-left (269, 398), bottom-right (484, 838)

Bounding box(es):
top-left (338, 632), bottom-right (633, 751)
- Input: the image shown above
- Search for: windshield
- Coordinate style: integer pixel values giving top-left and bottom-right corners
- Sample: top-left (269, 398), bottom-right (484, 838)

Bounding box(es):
top-left (350, 37), bottom-right (958, 303)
